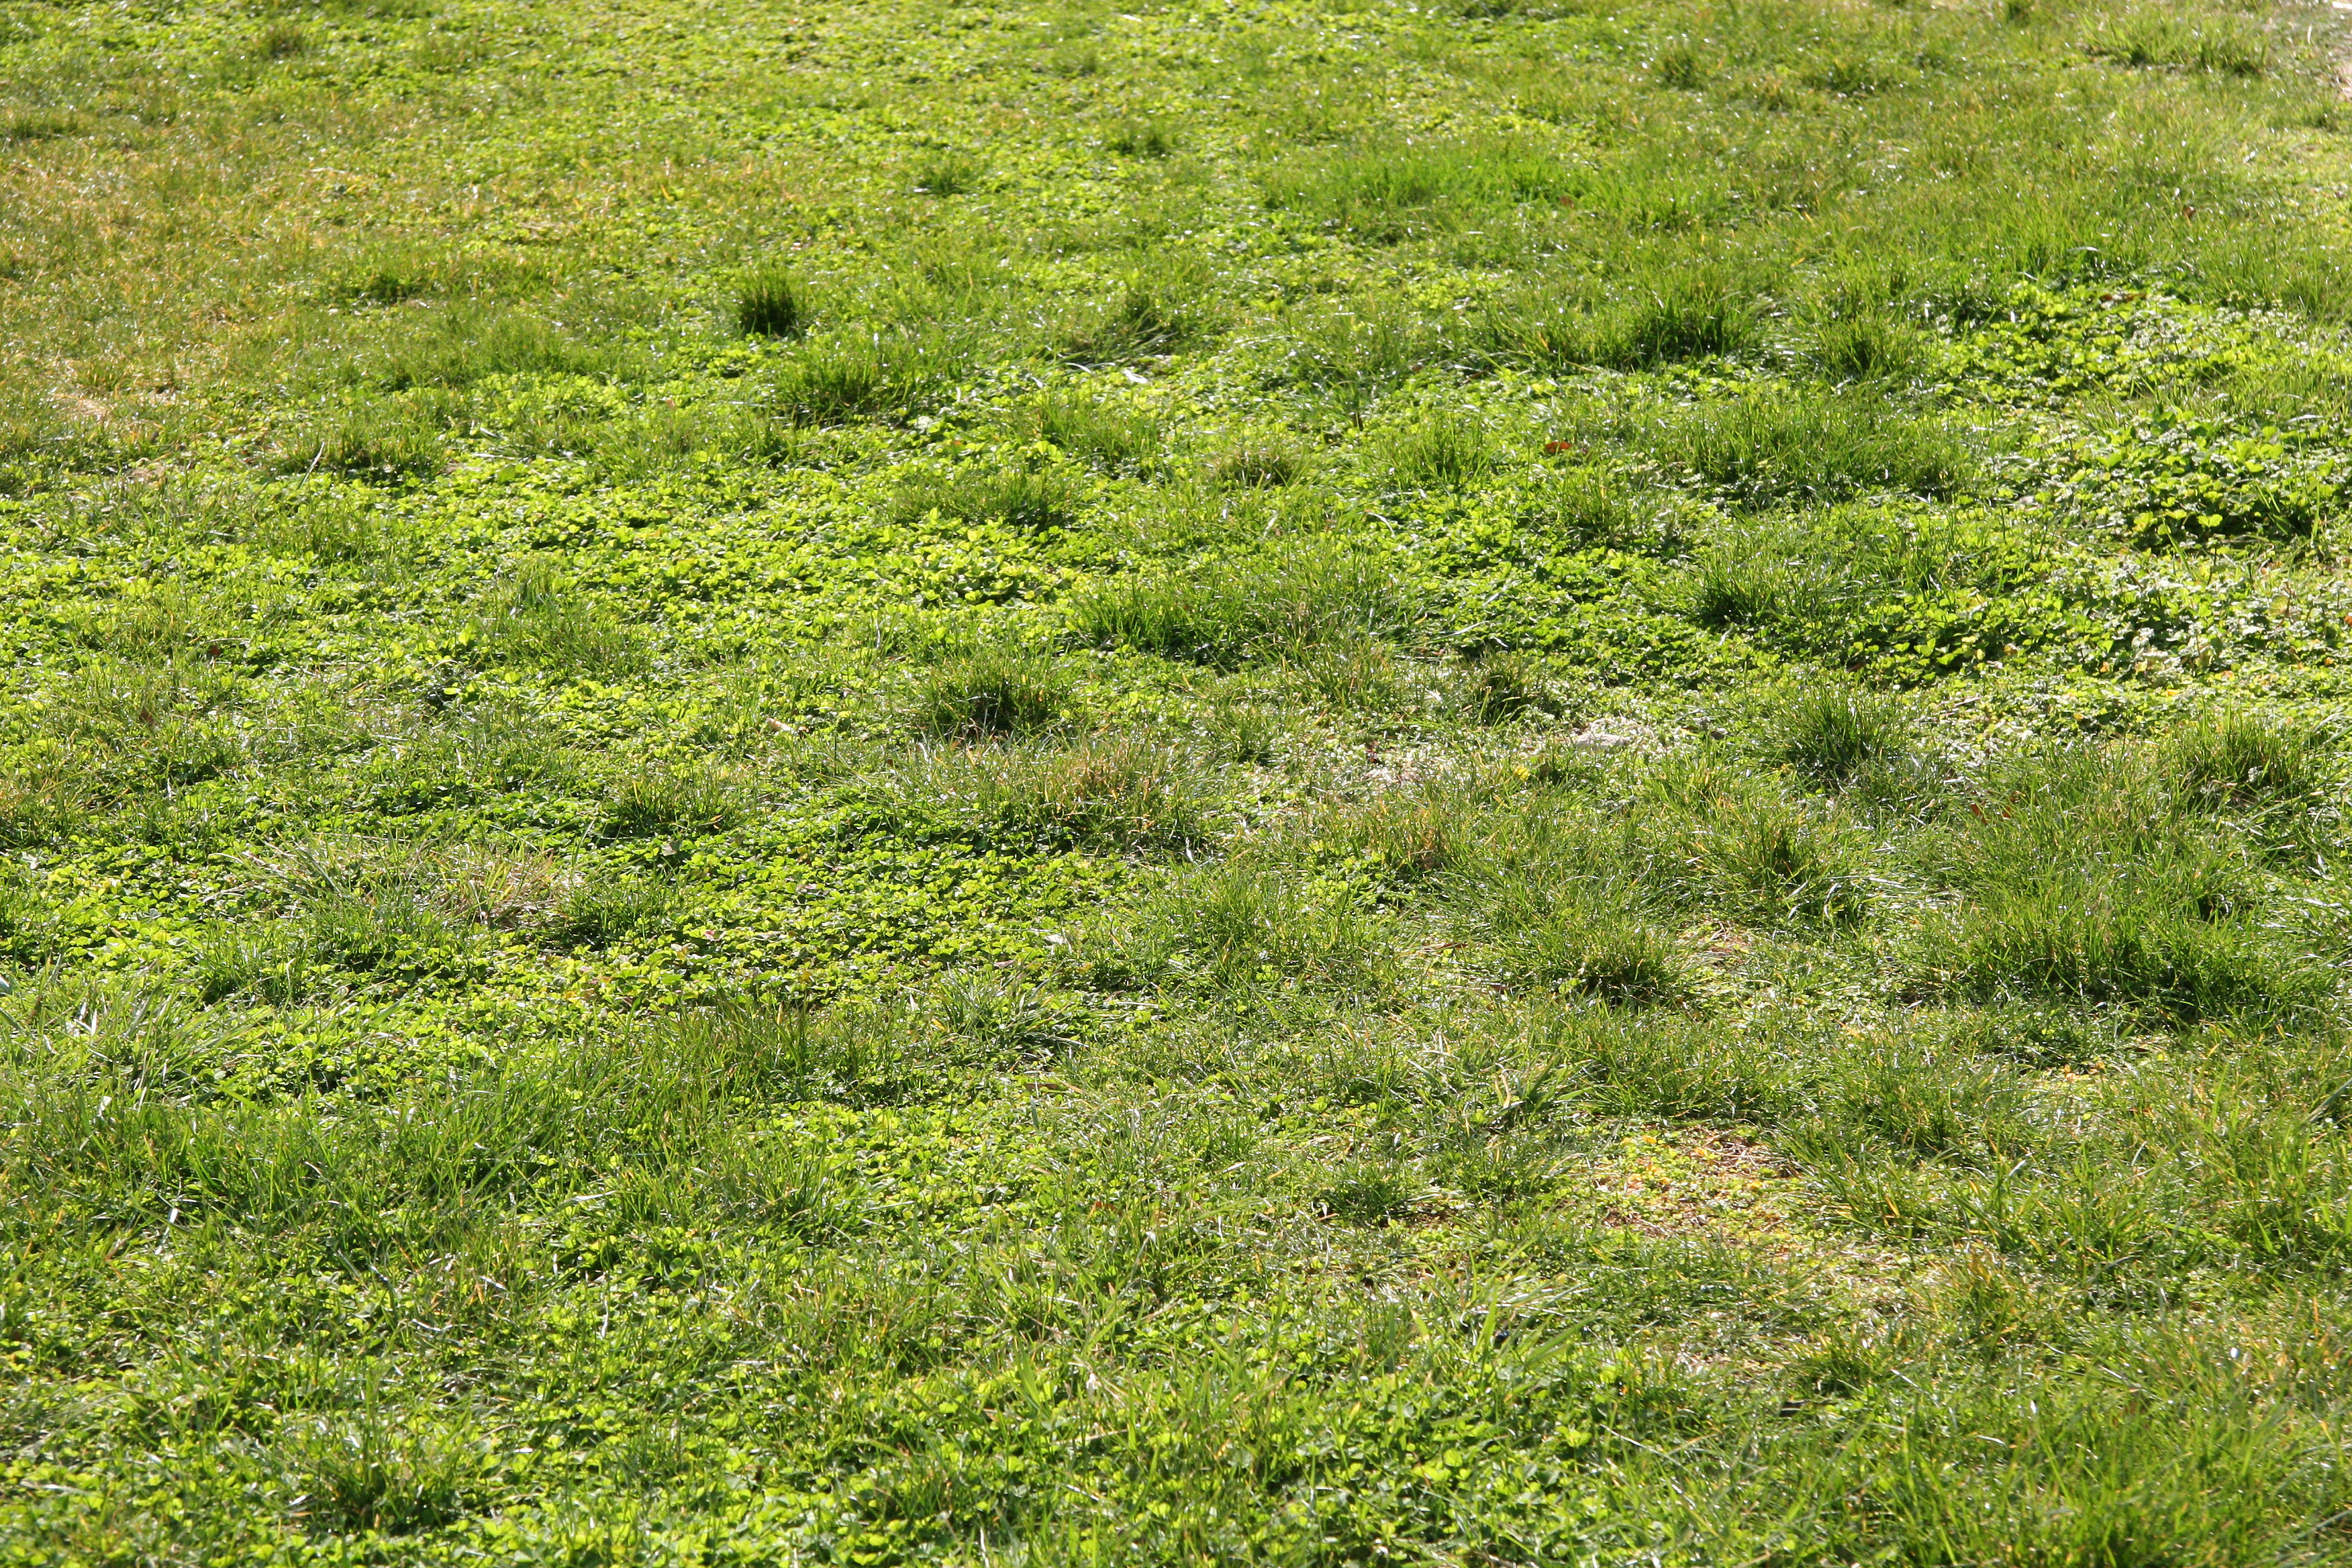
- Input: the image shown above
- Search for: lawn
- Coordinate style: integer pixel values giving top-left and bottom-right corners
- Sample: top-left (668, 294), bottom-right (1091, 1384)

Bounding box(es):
top-left (5, 0), bottom-right (2352, 1559)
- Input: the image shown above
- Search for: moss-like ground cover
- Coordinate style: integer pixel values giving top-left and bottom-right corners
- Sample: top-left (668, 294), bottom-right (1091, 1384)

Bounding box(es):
top-left (7, 0), bottom-right (2352, 1559)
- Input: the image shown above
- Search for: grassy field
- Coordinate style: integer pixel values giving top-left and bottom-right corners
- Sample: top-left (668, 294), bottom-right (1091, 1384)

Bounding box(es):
top-left (7, 0), bottom-right (2352, 1559)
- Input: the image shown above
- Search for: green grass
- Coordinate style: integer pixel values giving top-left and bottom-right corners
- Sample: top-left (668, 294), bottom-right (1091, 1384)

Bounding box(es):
top-left (4, 0), bottom-right (2352, 1558)
top-left (732, 263), bottom-right (805, 340)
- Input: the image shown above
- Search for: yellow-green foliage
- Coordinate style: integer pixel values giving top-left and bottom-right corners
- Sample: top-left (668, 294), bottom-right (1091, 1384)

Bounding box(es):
top-left (2, 0), bottom-right (2351, 1559)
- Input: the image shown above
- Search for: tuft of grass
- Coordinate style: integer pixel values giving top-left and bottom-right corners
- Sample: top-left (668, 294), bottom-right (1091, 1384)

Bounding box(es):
top-left (1374, 412), bottom-right (1493, 490)
top-left (1702, 798), bottom-right (1868, 925)
top-left (319, 242), bottom-right (529, 307)
top-left (911, 150), bottom-right (983, 195)
top-left (1812, 311), bottom-right (1926, 381)
top-left (256, 20), bottom-right (309, 58)
top-left (72, 581), bottom-right (222, 660)
top-left (1161, 861), bottom-right (1388, 992)
top-left (1806, 1040), bottom-right (2029, 1163)
top-left (1316, 1161), bottom-right (1423, 1224)
top-left (4, 110), bottom-right (85, 142)
top-left (1915, 741), bottom-right (2328, 1024)
top-left (1531, 465), bottom-right (1685, 554)
top-left (1767, 683), bottom-right (1913, 783)
top-left (1045, 42), bottom-right (1101, 77)
top-left (362, 712), bottom-right (585, 814)
top-left (1731, 70), bottom-right (1802, 109)
top-left (193, 929), bottom-right (312, 1006)
top-left (912, 647), bottom-right (1075, 737)
top-left (2165, 712), bottom-right (2331, 813)
top-left (550, 873), bottom-right (679, 946)
top-left (0, 866), bottom-right (58, 963)
top-left (1279, 300), bottom-right (1440, 420)
top-left (1610, 273), bottom-right (1760, 366)
top-left (1442, 805), bottom-right (1700, 1004)
top-left (1297, 633), bottom-right (1408, 714)
top-left (891, 464), bottom-right (1078, 532)
top-left (252, 496), bottom-right (405, 562)
top-left (1498, 901), bottom-right (1692, 1003)
top-left (1482, 262), bottom-right (1761, 371)
top-left (1209, 440), bottom-right (1304, 489)
top-left (281, 1410), bottom-right (480, 1535)
top-left (466, 557), bottom-right (642, 676)
top-left (1106, 118), bottom-right (1175, 158)
top-left (1650, 38), bottom-right (1707, 91)
top-left (929, 971), bottom-right (1069, 1059)
top-left (0, 761), bottom-right (89, 848)
top-left (1801, 52), bottom-right (1884, 97)
top-left (1067, 540), bottom-right (1420, 665)
top-left (193, 887), bottom-right (482, 1003)
top-left (1017, 393), bottom-right (1161, 470)
top-left (2090, 13), bottom-right (2267, 77)
top-left (303, 890), bottom-right (480, 981)
top-left (45, 655), bottom-right (246, 787)
top-left (1934, 1004), bottom-right (2118, 1069)
top-left (364, 302), bottom-right (628, 391)
top-left (733, 263), bottom-right (804, 338)
top-left (1263, 142), bottom-right (1573, 241)
top-left (1664, 389), bottom-right (1975, 505)
top-left (602, 765), bottom-right (742, 839)
top-left (285, 399), bottom-right (450, 479)
top-left (1326, 789), bottom-right (1467, 881)
top-left (326, 258), bottom-right (431, 308)
top-left (905, 734), bottom-right (1212, 851)
top-left (1055, 268), bottom-right (1212, 362)
top-left (1689, 545), bottom-right (1787, 630)
top-left (1926, 874), bottom-right (2326, 1024)
top-left (772, 329), bottom-right (967, 425)
top-left (1455, 650), bottom-right (1563, 724)
top-left (1208, 701), bottom-right (1280, 764)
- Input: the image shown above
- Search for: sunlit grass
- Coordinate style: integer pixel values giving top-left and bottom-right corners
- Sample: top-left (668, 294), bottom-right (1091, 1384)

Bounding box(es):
top-left (0, 0), bottom-right (2348, 1558)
